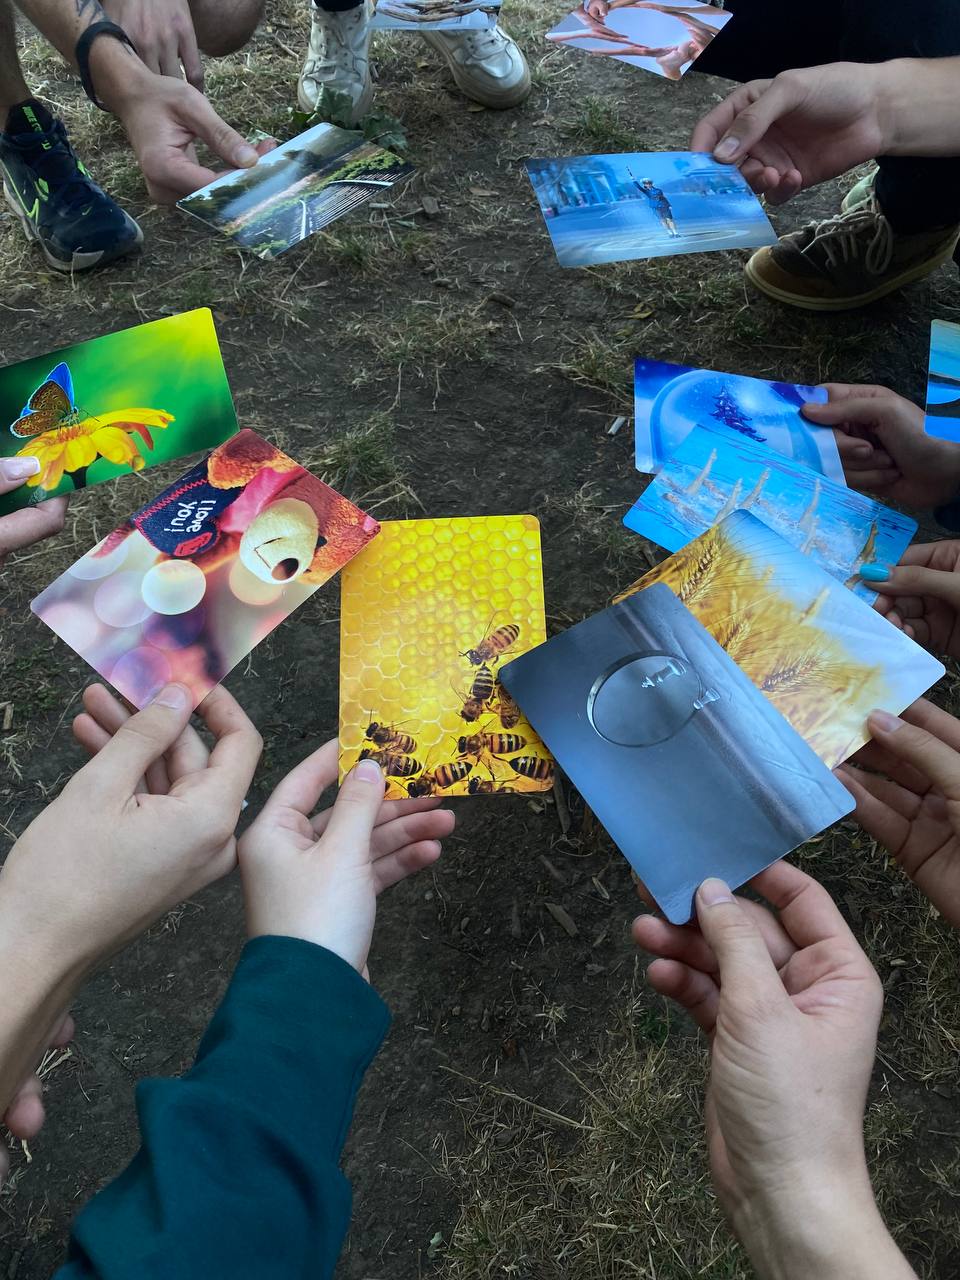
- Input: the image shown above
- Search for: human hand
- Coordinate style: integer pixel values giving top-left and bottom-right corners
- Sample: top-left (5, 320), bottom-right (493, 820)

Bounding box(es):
top-left (690, 62), bottom-right (888, 204)
top-left (585, 0), bottom-right (609, 17)
top-left (0, 1013), bottom-right (74, 1189)
top-left (90, 50), bottom-right (268, 203)
top-left (0, 458), bottom-right (67, 567)
top-left (856, 540), bottom-right (960, 658)
top-left (101, 0), bottom-right (204, 88)
top-left (1, 682), bottom-right (262, 973)
top-left (838, 699), bottom-right (960, 928)
top-left (239, 741), bottom-right (454, 975)
top-left (802, 384), bottom-right (960, 510)
top-left (633, 865), bottom-right (913, 1279)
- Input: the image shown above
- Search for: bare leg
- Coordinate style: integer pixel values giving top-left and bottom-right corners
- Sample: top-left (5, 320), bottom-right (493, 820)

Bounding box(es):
top-left (189, 0), bottom-right (265, 57)
top-left (0, 0), bottom-right (31, 118)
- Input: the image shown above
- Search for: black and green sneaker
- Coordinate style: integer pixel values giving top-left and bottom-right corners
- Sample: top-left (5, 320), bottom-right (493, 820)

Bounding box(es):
top-left (0, 99), bottom-right (142, 273)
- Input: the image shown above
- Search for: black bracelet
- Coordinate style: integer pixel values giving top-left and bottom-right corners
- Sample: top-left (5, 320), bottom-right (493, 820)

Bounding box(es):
top-left (75, 20), bottom-right (138, 111)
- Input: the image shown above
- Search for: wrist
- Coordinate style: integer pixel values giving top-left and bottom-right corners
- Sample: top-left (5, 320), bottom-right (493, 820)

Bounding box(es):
top-left (86, 34), bottom-right (153, 115)
top-left (731, 1162), bottom-right (914, 1280)
top-left (875, 59), bottom-right (927, 156)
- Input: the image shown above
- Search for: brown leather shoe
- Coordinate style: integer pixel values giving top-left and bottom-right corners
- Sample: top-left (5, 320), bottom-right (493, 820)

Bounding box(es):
top-left (745, 194), bottom-right (959, 312)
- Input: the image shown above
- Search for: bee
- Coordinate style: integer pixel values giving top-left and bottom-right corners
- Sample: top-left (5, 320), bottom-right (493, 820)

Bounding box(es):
top-left (406, 760), bottom-right (474, 797)
top-left (365, 720), bottom-right (418, 755)
top-left (467, 777), bottom-right (499, 795)
top-left (455, 663), bottom-right (496, 723)
top-left (509, 756), bottom-right (554, 784)
top-left (462, 621), bottom-right (520, 667)
top-left (358, 748), bottom-right (422, 777)
top-left (457, 731), bottom-right (526, 757)
top-left (492, 682), bottom-right (521, 730)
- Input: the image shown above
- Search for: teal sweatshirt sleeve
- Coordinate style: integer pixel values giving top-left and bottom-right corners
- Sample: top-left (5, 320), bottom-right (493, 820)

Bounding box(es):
top-left (54, 935), bottom-right (391, 1280)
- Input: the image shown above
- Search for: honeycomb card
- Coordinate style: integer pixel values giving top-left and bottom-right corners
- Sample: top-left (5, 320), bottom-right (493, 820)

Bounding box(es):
top-left (546, 0), bottom-right (731, 80)
top-left (525, 152), bottom-right (776, 269)
top-left (924, 319), bottom-right (960, 442)
top-left (624, 425), bottom-right (916, 602)
top-left (634, 356), bottom-right (842, 481)
top-left (371, 0), bottom-right (499, 30)
top-left (178, 123), bottom-right (414, 259)
top-left (339, 515), bottom-right (554, 800)
top-left (500, 583), bottom-right (853, 924)
top-left (615, 512), bottom-right (944, 769)
top-left (32, 429), bottom-right (379, 709)
top-left (0, 309), bottom-right (238, 517)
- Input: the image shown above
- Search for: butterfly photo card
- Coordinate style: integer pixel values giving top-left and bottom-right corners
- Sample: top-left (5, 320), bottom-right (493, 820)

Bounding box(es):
top-left (634, 356), bottom-right (843, 481)
top-left (339, 515), bottom-right (554, 800)
top-left (499, 582), bottom-right (853, 924)
top-left (616, 511), bottom-right (944, 769)
top-left (624, 424), bottom-right (916, 602)
top-left (32, 429), bottom-right (380, 709)
top-left (0, 309), bottom-right (238, 518)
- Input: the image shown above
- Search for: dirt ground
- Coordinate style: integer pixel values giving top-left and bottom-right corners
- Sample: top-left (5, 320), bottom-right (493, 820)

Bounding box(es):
top-left (1, 2), bottom-right (960, 1277)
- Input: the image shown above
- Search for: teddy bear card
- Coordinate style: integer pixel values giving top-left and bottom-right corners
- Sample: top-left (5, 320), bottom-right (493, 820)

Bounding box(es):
top-left (31, 428), bottom-right (380, 708)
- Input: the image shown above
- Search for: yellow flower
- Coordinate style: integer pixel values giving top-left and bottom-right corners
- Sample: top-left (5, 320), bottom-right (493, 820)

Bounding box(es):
top-left (16, 409), bottom-right (174, 491)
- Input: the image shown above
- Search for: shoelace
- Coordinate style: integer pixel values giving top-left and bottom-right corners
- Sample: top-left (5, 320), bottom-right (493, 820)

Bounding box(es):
top-left (8, 121), bottom-right (97, 217)
top-left (307, 8), bottom-right (366, 76)
top-left (800, 204), bottom-right (894, 277)
top-left (456, 27), bottom-right (507, 62)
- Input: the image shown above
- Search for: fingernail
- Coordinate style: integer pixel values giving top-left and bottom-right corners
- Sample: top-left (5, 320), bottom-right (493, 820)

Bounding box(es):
top-left (1, 456), bottom-right (40, 480)
top-left (699, 877), bottom-right (734, 905)
top-left (234, 144), bottom-right (259, 166)
top-left (714, 136), bottom-right (739, 161)
top-left (859, 562), bottom-right (891, 583)
top-left (852, 443), bottom-right (872, 458)
top-left (353, 758), bottom-right (383, 783)
top-left (150, 683), bottom-right (190, 710)
top-left (869, 710), bottom-right (903, 734)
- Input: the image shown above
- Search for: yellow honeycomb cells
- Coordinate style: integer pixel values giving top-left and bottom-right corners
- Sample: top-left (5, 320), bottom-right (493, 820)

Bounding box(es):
top-left (339, 515), bottom-right (554, 798)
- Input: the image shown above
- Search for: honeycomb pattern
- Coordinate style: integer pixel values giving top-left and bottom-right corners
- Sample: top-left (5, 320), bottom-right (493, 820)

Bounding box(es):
top-left (339, 515), bottom-right (554, 798)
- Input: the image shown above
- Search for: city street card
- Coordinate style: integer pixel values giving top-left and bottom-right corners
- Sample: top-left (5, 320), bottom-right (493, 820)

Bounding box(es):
top-left (526, 151), bottom-right (776, 267)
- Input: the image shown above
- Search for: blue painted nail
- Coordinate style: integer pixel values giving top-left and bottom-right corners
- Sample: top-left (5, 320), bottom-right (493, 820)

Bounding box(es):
top-left (859, 563), bottom-right (891, 583)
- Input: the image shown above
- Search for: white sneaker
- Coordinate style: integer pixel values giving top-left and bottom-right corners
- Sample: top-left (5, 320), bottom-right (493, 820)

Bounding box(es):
top-left (420, 25), bottom-right (530, 109)
top-left (298, 2), bottom-right (374, 120)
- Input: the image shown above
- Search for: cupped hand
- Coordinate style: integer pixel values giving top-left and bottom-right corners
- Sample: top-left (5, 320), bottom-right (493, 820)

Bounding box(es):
top-left (114, 75), bottom-right (273, 203)
top-left (2, 682), bottom-right (262, 972)
top-left (239, 741), bottom-right (454, 975)
top-left (839, 699), bottom-right (960, 927)
top-left (0, 458), bottom-right (67, 568)
top-left (101, 0), bottom-right (204, 88)
top-left (858, 540), bottom-right (960, 657)
top-left (690, 62), bottom-right (887, 204)
top-left (803, 385), bottom-right (960, 510)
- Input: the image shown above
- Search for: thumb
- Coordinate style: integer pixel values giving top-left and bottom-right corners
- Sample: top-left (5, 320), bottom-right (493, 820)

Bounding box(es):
top-left (80, 684), bottom-right (193, 797)
top-left (866, 710), bottom-right (960, 802)
top-left (858, 561), bottom-right (960, 607)
top-left (710, 77), bottom-right (802, 164)
top-left (695, 879), bottom-right (786, 1005)
top-left (802, 395), bottom-right (891, 429)
top-left (319, 758), bottom-right (386, 856)
top-left (178, 88), bottom-right (258, 169)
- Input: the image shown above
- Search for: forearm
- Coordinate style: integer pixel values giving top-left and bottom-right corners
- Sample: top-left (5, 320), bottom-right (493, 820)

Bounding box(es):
top-left (877, 58), bottom-right (960, 157)
top-left (0, 889), bottom-right (85, 1115)
top-left (733, 1174), bottom-right (917, 1280)
top-left (13, 0), bottom-right (152, 114)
